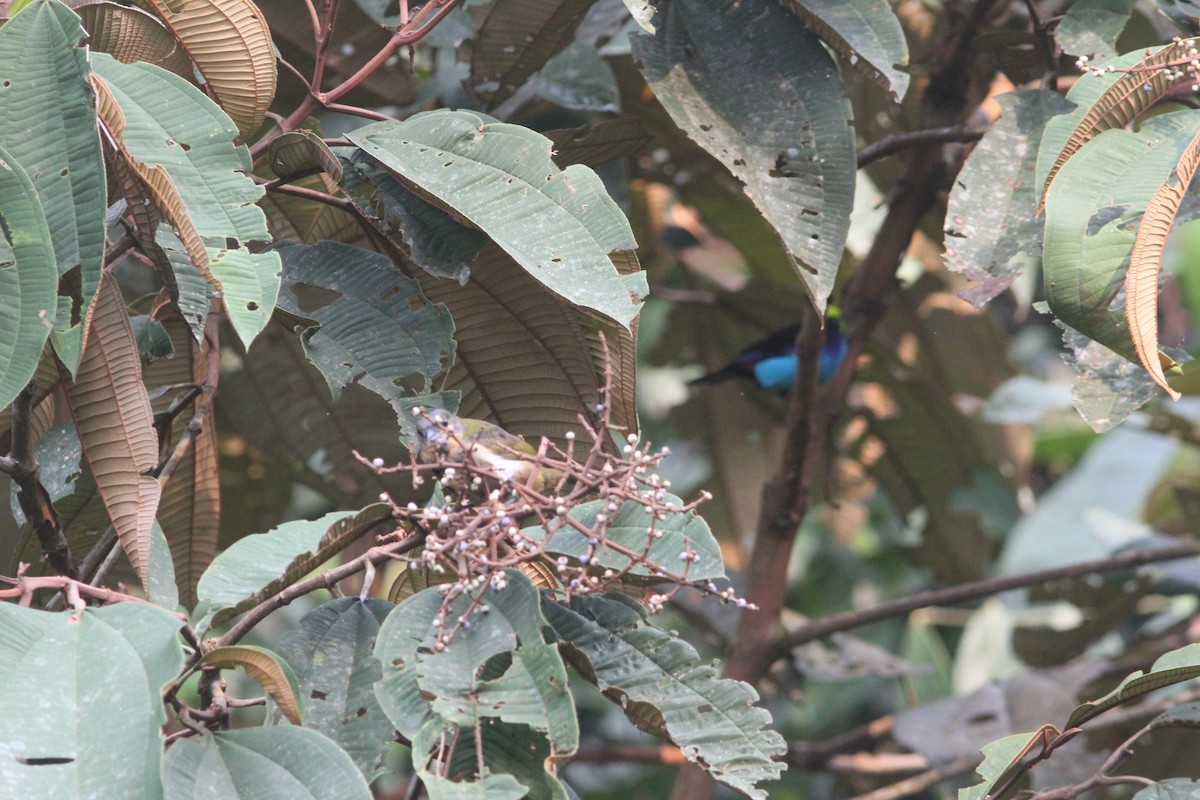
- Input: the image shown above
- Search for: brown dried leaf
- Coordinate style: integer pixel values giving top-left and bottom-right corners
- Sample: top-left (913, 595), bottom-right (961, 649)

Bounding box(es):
top-left (132, 0), bottom-right (276, 138)
top-left (62, 275), bottom-right (162, 589)
top-left (1125, 129), bottom-right (1200, 401)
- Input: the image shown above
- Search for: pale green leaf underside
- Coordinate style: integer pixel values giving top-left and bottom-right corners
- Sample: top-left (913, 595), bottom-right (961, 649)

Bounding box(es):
top-left (161, 727), bottom-right (371, 800)
top-left (945, 89), bottom-right (1073, 308)
top-left (0, 144), bottom-right (57, 412)
top-left (0, 0), bottom-right (106, 373)
top-left (0, 603), bottom-right (183, 799)
top-left (544, 594), bottom-right (785, 799)
top-left (1044, 111), bottom-right (1200, 360)
top-left (346, 110), bottom-right (645, 328)
top-left (632, 0), bottom-right (855, 313)
top-left (275, 240), bottom-right (455, 403)
top-left (525, 494), bottom-right (725, 582)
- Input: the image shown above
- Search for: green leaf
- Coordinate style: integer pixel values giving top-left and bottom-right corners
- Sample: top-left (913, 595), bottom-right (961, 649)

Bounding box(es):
top-left (0, 0), bottom-right (106, 374)
top-left (0, 144), bottom-right (58, 412)
top-left (1044, 111), bottom-right (1200, 361)
top-left (148, 520), bottom-right (180, 609)
top-left (201, 644), bottom-right (304, 726)
top-left (1067, 642), bottom-right (1200, 727)
top-left (276, 597), bottom-right (395, 781)
top-left (945, 90), bottom-right (1073, 308)
top-left (523, 494), bottom-right (725, 583)
top-left (779, 0), bottom-right (909, 101)
top-left (194, 504), bottom-right (392, 632)
top-left (1134, 779), bottom-right (1200, 800)
top-left (9, 423), bottom-right (82, 524)
top-left (957, 731), bottom-right (1052, 800)
top-left (543, 594), bottom-right (785, 799)
top-left (447, 721), bottom-right (572, 800)
top-left (341, 153), bottom-right (486, 284)
top-left (533, 41), bottom-right (619, 113)
top-left (467, 0), bottom-right (595, 109)
top-left (161, 727), bottom-right (371, 800)
top-left (89, 52), bottom-right (278, 348)
top-left (0, 603), bottom-right (183, 799)
top-left (275, 241), bottom-right (455, 403)
top-left (1055, 0), bottom-right (1138, 63)
top-left (346, 111), bottom-right (645, 327)
top-left (374, 572), bottom-right (578, 788)
top-left (156, 227), bottom-right (214, 342)
top-left (632, 0), bottom-right (854, 312)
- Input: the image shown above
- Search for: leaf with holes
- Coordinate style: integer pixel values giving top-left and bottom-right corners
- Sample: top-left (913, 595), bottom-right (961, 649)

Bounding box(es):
top-left (544, 594), bottom-right (785, 799)
top-left (0, 144), bottom-right (57, 413)
top-left (945, 90), bottom-right (1073, 308)
top-left (779, 0), bottom-right (909, 101)
top-left (0, 0), bottom-right (106, 374)
top-left (90, 52), bottom-right (278, 347)
top-left (545, 118), bottom-right (652, 168)
top-left (0, 602), bottom-right (183, 799)
top-left (62, 274), bottom-right (161, 592)
top-left (1054, 0), bottom-right (1137, 64)
top-left (346, 110), bottom-right (645, 328)
top-left (277, 598), bottom-right (394, 780)
top-left (632, 0), bottom-right (854, 313)
top-left (275, 241), bottom-right (455, 404)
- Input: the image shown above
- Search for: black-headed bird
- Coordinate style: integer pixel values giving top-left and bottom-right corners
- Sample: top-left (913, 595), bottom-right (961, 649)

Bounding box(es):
top-left (690, 307), bottom-right (848, 393)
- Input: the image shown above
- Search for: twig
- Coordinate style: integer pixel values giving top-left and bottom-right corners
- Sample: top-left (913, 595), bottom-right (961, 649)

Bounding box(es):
top-left (1021, 0), bottom-right (1059, 91)
top-left (1023, 723), bottom-right (1155, 800)
top-left (858, 126), bottom-right (988, 168)
top-left (774, 541), bottom-right (1200, 654)
top-left (212, 534), bottom-right (425, 648)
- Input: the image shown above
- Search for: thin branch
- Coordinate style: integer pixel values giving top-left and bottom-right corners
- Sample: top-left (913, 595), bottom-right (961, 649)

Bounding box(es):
top-left (846, 755), bottom-right (980, 800)
top-left (212, 534), bottom-right (425, 648)
top-left (774, 541), bottom-right (1200, 654)
top-left (858, 126), bottom-right (987, 168)
top-left (1021, 0), bottom-right (1060, 91)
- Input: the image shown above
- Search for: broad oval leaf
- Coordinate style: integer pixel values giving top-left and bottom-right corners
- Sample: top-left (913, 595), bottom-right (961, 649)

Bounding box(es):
top-left (194, 504), bottom-right (392, 632)
top-left (90, 52), bottom-right (279, 348)
top-left (944, 90), bottom-right (1073, 308)
top-left (0, 603), bottom-right (183, 799)
top-left (0, 144), bottom-right (57, 412)
top-left (1124, 127), bottom-right (1200, 400)
top-left (201, 644), bottom-right (303, 725)
top-left (632, 0), bottom-right (855, 313)
top-left (346, 110), bottom-right (646, 328)
top-left (523, 494), bottom-right (725, 583)
top-left (374, 572), bottom-right (579, 770)
top-left (1037, 41), bottom-right (1194, 210)
top-left (543, 594), bottom-right (785, 800)
top-left (468, 0), bottom-right (594, 109)
top-left (267, 132), bottom-right (342, 183)
top-left (161, 726), bottom-right (371, 800)
top-left (275, 241), bottom-right (455, 403)
top-left (780, 0), bottom-right (909, 101)
top-left (276, 597), bottom-right (394, 780)
top-left (131, 0), bottom-right (276, 139)
top-left (62, 274), bottom-right (162, 591)
top-left (0, 0), bottom-right (106, 373)
top-left (1054, 0), bottom-right (1137, 64)
top-left (1043, 111), bottom-right (1200, 369)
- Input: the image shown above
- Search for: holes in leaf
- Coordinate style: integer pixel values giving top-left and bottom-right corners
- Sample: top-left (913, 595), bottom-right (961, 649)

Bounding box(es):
top-left (60, 168), bottom-right (68, 177)
top-left (311, 689), bottom-right (327, 700)
top-left (443, 161), bottom-right (453, 167)
top-left (18, 757), bottom-right (74, 766)
top-left (356, 707), bottom-right (368, 717)
top-left (1087, 205), bottom-right (1127, 236)
top-left (1, 80), bottom-right (10, 88)
top-left (179, 142), bottom-right (191, 152)
top-left (246, 301), bottom-right (260, 312)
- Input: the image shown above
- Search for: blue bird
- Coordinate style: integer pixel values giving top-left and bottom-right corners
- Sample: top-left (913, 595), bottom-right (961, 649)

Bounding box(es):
top-left (689, 307), bottom-right (848, 392)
